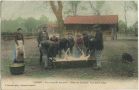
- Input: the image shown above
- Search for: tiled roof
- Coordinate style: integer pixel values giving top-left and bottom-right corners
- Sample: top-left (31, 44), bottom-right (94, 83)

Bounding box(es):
top-left (64, 15), bottom-right (118, 24)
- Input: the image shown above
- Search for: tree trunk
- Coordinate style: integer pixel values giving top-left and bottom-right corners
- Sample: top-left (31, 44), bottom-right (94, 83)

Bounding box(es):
top-left (49, 1), bottom-right (64, 35)
top-left (124, 2), bottom-right (128, 34)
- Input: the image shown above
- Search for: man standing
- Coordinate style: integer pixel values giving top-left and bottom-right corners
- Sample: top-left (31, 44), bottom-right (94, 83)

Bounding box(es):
top-left (14, 28), bottom-right (25, 62)
top-left (37, 26), bottom-right (49, 47)
top-left (37, 26), bottom-right (50, 65)
top-left (94, 28), bottom-right (104, 70)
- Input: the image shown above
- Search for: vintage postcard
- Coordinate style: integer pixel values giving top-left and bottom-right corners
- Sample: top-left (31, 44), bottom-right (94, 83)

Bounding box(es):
top-left (1, 0), bottom-right (138, 90)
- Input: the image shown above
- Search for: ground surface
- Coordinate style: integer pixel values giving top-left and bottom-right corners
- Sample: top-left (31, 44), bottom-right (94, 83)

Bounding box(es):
top-left (1, 38), bottom-right (138, 90)
top-left (1, 77), bottom-right (138, 90)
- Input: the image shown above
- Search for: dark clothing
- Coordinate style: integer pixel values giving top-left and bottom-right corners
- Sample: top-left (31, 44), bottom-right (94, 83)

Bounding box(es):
top-left (15, 32), bottom-right (24, 45)
top-left (94, 31), bottom-right (104, 68)
top-left (83, 34), bottom-right (89, 48)
top-left (37, 31), bottom-right (49, 45)
top-left (94, 31), bottom-right (104, 50)
top-left (76, 37), bottom-right (84, 46)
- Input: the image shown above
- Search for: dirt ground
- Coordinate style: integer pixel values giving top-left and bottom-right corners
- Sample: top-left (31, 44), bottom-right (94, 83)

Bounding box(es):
top-left (1, 38), bottom-right (138, 90)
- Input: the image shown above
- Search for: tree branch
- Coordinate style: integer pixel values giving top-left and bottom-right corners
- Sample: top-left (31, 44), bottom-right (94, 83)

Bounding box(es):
top-left (89, 1), bottom-right (98, 15)
top-left (58, 1), bottom-right (63, 12)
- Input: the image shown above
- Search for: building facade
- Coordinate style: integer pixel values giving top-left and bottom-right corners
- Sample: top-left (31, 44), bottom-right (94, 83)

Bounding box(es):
top-left (64, 15), bottom-right (118, 40)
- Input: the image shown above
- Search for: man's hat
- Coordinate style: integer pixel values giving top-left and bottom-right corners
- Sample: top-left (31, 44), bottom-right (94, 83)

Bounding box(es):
top-left (17, 28), bottom-right (22, 31)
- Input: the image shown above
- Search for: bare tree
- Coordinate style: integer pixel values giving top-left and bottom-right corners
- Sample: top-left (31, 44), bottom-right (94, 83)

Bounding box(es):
top-left (123, 1), bottom-right (137, 34)
top-left (69, 1), bottom-right (80, 16)
top-left (89, 1), bottom-right (105, 15)
top-left (131, 1), bottom-right (137, 11)
top-left (130, 1), bottom-right (137, 36)
top-left (0, 1), bottom-right (2, 18)
top-left (49, 1), bottom-right (64, 33)
top-left (123, 2), bottom-right (128, 33)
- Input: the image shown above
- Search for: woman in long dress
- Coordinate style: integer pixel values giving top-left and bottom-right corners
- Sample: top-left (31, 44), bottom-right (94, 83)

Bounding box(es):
top-left (14, 28), bottom-right (25, 63)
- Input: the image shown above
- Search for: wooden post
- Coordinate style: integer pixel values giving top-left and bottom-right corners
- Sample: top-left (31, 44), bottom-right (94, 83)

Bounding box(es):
top-left (111, 27), bottom-right (114, 40)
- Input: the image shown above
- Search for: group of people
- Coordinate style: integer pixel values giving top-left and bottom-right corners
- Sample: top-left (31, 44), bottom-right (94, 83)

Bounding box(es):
top-left (14, 25), bottom-right (104, 70)
top-left (75, 30), bottom-right (104, 69)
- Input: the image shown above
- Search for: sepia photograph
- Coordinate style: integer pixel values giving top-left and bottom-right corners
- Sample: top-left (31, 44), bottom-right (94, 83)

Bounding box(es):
top-left (1, 0), bottom-right (138, 90)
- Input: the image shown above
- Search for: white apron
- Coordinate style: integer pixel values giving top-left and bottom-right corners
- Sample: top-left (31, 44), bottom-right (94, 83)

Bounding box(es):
top-left (15, 40), bottom-right (25, 58)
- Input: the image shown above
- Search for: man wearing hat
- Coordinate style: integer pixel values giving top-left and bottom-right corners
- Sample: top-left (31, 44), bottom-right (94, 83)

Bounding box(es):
top-left (94, 25), bottom-right (104, 70)
top-left (37, 26), bottom-right (49, 47)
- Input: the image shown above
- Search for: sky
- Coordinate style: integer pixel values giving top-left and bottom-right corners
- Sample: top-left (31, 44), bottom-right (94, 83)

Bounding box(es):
top-left (1, 1), bottom-right (138, 26)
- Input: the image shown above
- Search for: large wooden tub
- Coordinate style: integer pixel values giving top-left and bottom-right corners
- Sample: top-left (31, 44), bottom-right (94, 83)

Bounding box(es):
top-left (53, 58), bottom-right (96, 68)
top-left (10, 63), bottom-right (25, 75)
